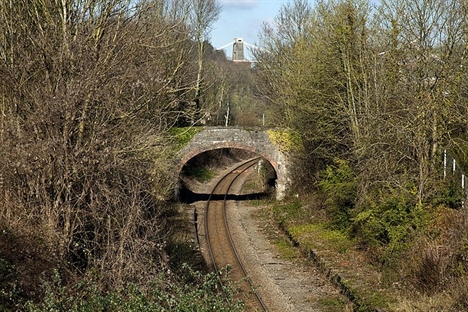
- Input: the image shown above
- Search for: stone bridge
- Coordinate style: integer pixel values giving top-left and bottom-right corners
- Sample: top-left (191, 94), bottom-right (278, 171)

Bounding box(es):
top-left (175, 127), bottom-right (291, 199)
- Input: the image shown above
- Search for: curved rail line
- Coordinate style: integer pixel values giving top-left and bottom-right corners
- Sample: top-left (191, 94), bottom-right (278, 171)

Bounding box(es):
top-left (204, 158), bottom-right (268, 311)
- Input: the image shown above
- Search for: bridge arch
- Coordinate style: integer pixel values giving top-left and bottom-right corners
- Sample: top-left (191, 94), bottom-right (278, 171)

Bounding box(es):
top-left (174, 127), bottom-right (290, 199)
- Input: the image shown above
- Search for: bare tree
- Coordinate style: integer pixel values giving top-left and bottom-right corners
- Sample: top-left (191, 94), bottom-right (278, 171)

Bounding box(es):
top-left (254, 0), bottom-right (372, 169)
top-left (189, 0), bottom-right (221, 123)
top-left (371, 0), bottom-right (468, 201)
top-left (0, 0), bottom-right (199, 290)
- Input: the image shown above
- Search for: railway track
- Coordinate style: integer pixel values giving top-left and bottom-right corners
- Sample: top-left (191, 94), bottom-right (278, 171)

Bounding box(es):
top-left (204, 158), bottom-right (268, 311)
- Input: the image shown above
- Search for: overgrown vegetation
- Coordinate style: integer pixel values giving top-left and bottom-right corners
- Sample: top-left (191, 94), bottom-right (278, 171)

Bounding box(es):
top-left (24, 267), bottom-right (243, 312)
top-left (267, 129), bottom-right (304, 153)
top-left (3, 0), bottom-right (468, 309)
top-left (0, 0), bottom-right (243, 309)
top-left (269, 171), bottom-right (468, 310)
top-left (254, 0), bottom-right (468, 309)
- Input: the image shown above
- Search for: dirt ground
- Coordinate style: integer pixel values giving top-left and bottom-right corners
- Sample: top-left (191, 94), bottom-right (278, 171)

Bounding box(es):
top-left (186, 161), bottom-right (351, 312)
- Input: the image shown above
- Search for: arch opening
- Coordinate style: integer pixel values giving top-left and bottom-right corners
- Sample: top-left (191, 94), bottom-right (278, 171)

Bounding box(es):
top-left (177, 148), bottom-right (277, 203)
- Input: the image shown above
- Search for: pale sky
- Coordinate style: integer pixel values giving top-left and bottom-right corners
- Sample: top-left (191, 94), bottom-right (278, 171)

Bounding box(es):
top-left (211, 0), bottom-right (294, 61)
top-left (210, 0), bottom-right (379, 61)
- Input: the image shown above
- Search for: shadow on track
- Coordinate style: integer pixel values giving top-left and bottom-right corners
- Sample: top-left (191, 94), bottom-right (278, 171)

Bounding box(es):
top-left (180, 188), bottom-right (271, 204)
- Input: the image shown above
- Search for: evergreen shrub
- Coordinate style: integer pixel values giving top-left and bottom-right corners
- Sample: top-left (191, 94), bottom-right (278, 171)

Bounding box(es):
top-left (318, 158), bottom-right (357, 231)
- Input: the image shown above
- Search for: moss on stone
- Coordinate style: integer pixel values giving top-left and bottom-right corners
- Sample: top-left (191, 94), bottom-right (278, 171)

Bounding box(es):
top-left (170, 127), bottom-right (203, 150)
top-left (267, 129), bottom-right (303, 153)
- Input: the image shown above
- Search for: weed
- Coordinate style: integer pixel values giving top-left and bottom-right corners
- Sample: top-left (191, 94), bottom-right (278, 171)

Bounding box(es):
top-left (166, 241), bottom-right (205, 276)
top-left (289, 223), bottom-right (351, 253)
top-left (273, 199), bottom-right (302, 223)
top-left (183, 165), bottom-right (215, 182)
top-left (169, 127), bottom-right (203, 150)
top-left (25, 268), bottom-right (244, 312)
top-left (248, 199), bottom-right (273, 207)
top-left (274, 239), bottom-right (299, 260)
top-left (318, 296), bottom-right (350, 311)
top-left (340, 279), bottom-right (393, 312)
top-left (0, 258), bottom-right (24, 311)
top-left (242, 181), bottom-right (259, 192)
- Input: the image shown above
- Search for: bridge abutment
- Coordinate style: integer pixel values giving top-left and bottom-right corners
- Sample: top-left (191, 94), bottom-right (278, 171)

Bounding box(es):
top-left (174, 127), bottom-right (290, 200)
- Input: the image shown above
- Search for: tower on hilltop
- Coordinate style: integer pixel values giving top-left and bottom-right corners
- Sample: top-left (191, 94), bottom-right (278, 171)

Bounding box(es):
top-left (232, 38), bottom-right (245, 62)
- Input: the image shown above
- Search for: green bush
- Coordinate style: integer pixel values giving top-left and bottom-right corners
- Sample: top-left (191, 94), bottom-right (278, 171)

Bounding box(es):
top-left (350, 190), bottom-right (427, 263)
top-left (433, 176), bottom-right (465, 209)
top-left (318, 158), bottom-right (357, 230)
top-left (25, 267), bottom-right (244, 312)
top-left (317, 158), bottom-right (431, 265)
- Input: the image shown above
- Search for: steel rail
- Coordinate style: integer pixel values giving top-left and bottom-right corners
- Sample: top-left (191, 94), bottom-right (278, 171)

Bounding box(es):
top-left (222, 161), bottom-right (268, 311)
top-left (204, 158), bottom-right (258, 275)
top-left (204, 158), bottom-right (267, 311)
